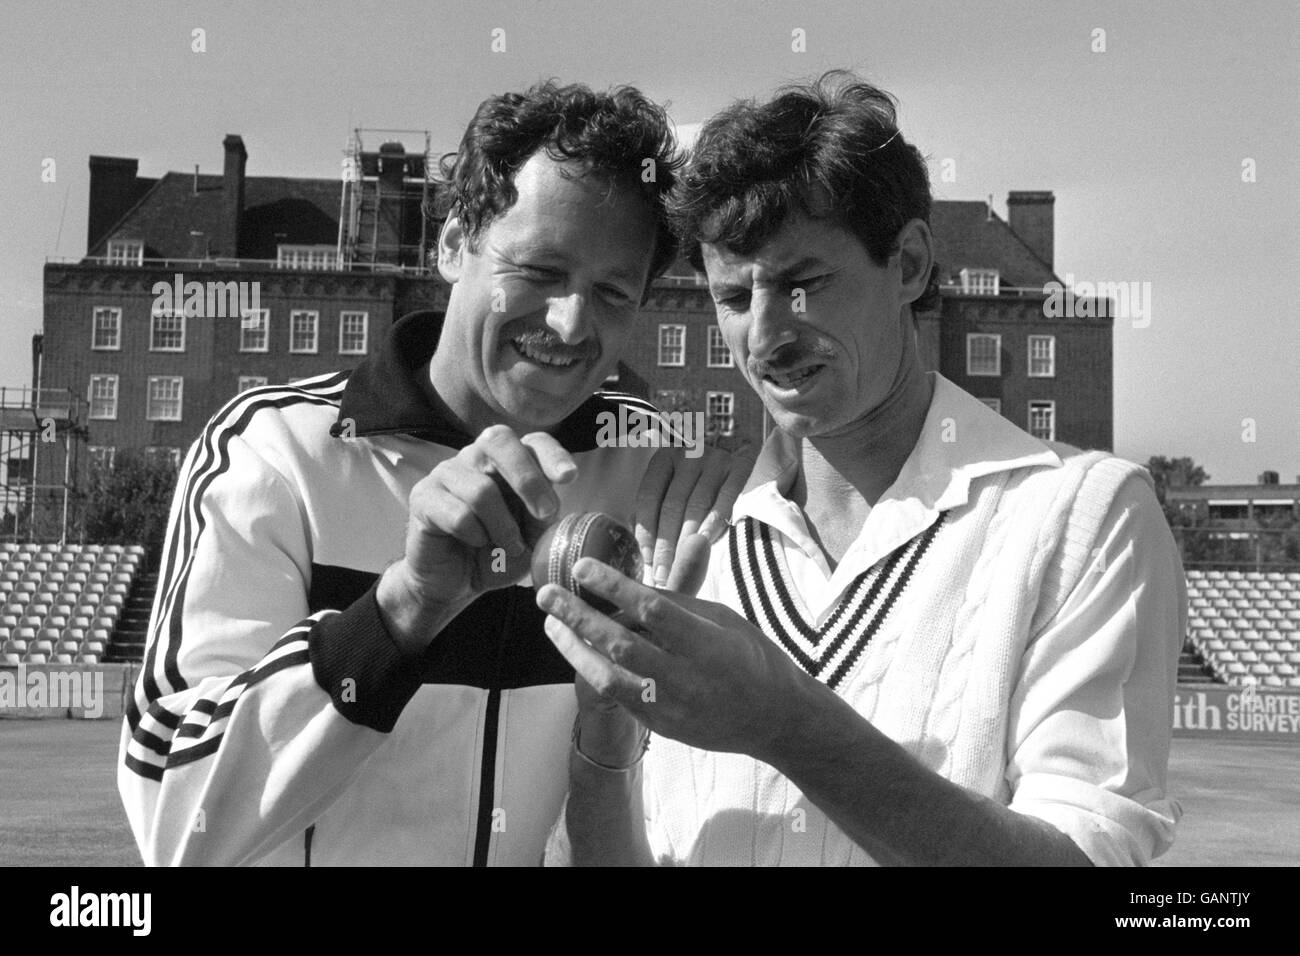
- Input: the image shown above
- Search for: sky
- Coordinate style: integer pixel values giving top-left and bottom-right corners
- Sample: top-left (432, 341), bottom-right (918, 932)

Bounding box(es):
top-left (0, 0), bottom-right (1296, 483)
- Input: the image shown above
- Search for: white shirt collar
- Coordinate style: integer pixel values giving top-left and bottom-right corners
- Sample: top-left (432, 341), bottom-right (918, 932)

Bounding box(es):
top-left (732, 372), bottom-right (1062, 587)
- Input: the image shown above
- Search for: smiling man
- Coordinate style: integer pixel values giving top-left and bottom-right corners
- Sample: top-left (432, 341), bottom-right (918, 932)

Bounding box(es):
top-left (540, 72), bottom-right (1187, 867)
top-left (118, 81), bottom-right (745, 866)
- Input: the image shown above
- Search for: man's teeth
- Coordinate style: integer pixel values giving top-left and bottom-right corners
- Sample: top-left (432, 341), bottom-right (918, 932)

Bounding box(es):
top-left (768, 366), bottom-right (818, 388)
top-left (514, 338), bottom-right (580, 368)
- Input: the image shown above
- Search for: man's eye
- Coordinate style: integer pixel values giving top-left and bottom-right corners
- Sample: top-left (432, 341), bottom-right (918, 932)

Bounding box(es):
top-left (792, 274), bottom-right (830, 292)
top-left (599, 285), bottom-right (635, 307)
top-left (714, 291), bottom-right (750, 309)
top-left (520, 266), bottom-right (561, 282)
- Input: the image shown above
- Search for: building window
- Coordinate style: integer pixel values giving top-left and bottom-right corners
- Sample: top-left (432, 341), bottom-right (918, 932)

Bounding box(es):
top-left (290, 311), bottom-right (319, 353)
top-left (339, 311), bottom-right (369, 355)
top-left (960, 268), bottom-right (1000, 296)
top-left (1028, 335), bottom-right (1056, 377)
top-left (88, 375), bottom-right (118, 420)
top-left (658, 324), bottom-right (686, 367)
top-left (150, 311), bottom-right (186, 352)
top-left (88, 446), bottom-right (116, 471)
top-left (146, 376), bottom-right (184, 421)
top-left (966, 333), bottom-right (1001, 376)
top-left (1028, 400), bottom-right (1056, 441)
top-left (706, 326), bottom-right (734, 368)
top-left (979, 397), bottom-right (1002, 414)
top-left (240, 309), bottom-right (269, 352)
top-left (655, 389), bottom-right (689, 412)
top-left (106, 239), bottom-right (143, 266)
top-left (145, 446), bottom-right (182, 468)
top-left (237, 375), bottom-right (268, 394)
top-left (91, 307), bottom-right (121, 350)
top-left (277, 245), bottom-right (338, 271)
top-left (706, 391), bottom-right (735, 437)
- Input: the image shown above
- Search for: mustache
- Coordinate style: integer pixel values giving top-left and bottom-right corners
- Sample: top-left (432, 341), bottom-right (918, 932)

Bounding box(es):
top-left (750, 342), bottom-right (836, 377)
top-left (507, 327), bottom-right (598, 362)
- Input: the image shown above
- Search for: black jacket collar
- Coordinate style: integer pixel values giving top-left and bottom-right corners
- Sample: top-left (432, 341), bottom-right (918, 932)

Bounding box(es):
top-left (331, 309), bottom-right (618, 452)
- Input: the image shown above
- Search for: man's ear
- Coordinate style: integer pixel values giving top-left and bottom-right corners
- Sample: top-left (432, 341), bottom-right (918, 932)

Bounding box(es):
top-left (894, 218), bottom-right (934, 307)
top-left (437, 216), bottom-right (467, 283)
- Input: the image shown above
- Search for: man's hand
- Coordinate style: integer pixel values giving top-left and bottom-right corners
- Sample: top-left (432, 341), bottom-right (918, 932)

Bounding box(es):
top-left (379, 425), bottom-right (576, 652)
top-left (538, 553), bottom-right (808, 759)
top-left (635, 443), bottom-right (753, 588)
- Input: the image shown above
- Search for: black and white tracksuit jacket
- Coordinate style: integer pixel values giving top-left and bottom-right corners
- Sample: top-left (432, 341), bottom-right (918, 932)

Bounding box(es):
top-left (118, 311), bottom-right (658, 865)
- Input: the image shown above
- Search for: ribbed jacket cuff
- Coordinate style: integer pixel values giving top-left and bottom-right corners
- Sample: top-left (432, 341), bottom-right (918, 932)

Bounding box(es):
top-left (308, 583), bottom-right (424, 732)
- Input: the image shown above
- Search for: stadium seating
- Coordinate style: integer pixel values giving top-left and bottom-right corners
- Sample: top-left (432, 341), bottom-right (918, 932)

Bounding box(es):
top-left (0, 542), bottom-right (147, 666)
top-left (1185, 568), bottom-right (1300, 687)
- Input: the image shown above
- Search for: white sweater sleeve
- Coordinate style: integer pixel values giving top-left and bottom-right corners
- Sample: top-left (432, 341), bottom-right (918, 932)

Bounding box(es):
top-left (118, 429), bottom-right (425, 866)
top-left (1005, 471), bottom-right (1186, 865)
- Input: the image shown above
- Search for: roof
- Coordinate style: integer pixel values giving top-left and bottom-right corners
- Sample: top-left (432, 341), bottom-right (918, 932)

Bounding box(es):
top-left (660, 199), bottom-right (1061, 287)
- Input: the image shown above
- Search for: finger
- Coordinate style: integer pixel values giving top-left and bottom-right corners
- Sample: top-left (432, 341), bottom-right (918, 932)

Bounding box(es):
top-left (536, 582), bottom-right (670, 676)
top-left (476, 425), bottom-right (562, 521)
top-left (409, 476), bottom-right (491, 550)
top-left (652, 455), bottom-right (704, 587)
top-left (542, 614), bottom-right (644, 708)
top-left (439, 465), bottom-right (527, 556)
top-left (633, 448), bottom-right (675, 574)
top-left (675, 456), bottom-right (725, 540)
top-left (569, 557), bottom-right (704, 655)
top-left (662, 532), bottom-right (711, 598)
top-left (520, 432), bottom-right (579, 485)
top-left (699, 449), bottom-right (753, 543)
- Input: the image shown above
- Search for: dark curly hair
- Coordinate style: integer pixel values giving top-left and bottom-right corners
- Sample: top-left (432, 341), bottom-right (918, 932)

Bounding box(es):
top-left (669, 71), bottom-right (940, 313)
top-left (431, 79), bottom-right (683, 285)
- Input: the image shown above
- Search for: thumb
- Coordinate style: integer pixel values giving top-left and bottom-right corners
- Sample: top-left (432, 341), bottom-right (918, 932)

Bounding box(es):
top-left (662, 532), bottom-right (711, 597)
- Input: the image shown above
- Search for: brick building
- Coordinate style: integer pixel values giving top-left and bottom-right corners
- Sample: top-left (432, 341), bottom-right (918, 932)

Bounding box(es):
top-left (31, 134), bottom-right (1113, 510)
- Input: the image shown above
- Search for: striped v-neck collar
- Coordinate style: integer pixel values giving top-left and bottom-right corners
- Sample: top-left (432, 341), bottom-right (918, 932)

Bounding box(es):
top-left (729, 513), bottom-right (945, 690)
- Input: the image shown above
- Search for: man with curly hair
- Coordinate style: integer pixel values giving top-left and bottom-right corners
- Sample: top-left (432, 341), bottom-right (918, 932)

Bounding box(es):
top-left (119, 81), bottom-right (745, 866)
top-left (541, 73), bottom-right (1186, 866)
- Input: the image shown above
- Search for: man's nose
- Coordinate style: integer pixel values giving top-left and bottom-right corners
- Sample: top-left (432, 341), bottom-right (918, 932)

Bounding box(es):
top-left (748, 290), bottom-right (799, 360)
top-left (547, 292), bottom-right (594, 345)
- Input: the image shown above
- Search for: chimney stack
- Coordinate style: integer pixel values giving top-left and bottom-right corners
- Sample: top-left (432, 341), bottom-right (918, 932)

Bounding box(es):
top-left (221, 134), bottom-right (247, 257)
top-left (86, 155), bottom-right (140, 253)
top-left (1007, 190), bottom-right (1054, 270)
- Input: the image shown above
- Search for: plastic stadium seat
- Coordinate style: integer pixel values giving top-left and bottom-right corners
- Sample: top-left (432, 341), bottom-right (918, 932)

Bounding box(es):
top-left (1, 652), bottom-right (19, 665)
top-left (1262, 651), bottom-right (1284, 664)
top-left (30, 638), bottom-right (54, 656)
top-left (1249, 663), bottom-right (1272, 677)
top-left (19, 615), bottom-right (43, 630)
top-left (90, 627), bottom-right (111, 645)
top-left (1263, 675), bottom-right (1284, 688)
top-left (107, 582), bottom-right (129, 598)
top-left (23, 651), bottom-right (48, 664)
top-left (37, 626), bottom-right (62, 644)
top-left (1, 614), bottom-right (16, 629)
top-left (93, 615), bottom-right (117, 631)
top-left (1244, 608), bottom-right (1263, 621)
top-left (52, 653), bottom-right (73, 665)
top-left (1225, 662), bottom-right (1248, 677)
top-left (70, 615), bottom-right (92, 630)
top-left (2, 637), bottom-right (25, 655)
top-left (1277, 640), bottom-right (1297, 654)
top-left (1277, 662), bottom-right (1298, 677)
top-left (1289, 677), bottom-right (1300, 689)
top-left (81, 639), bottom-right (106, 656)
top-left (65, 626), bottom-right (86, 645)
top-left (84, 583), bottom-right (106, 599)
top-left (75, 653), bottom-right (99, 665)
top-left (1238, 650), bottom-right (1260, 664)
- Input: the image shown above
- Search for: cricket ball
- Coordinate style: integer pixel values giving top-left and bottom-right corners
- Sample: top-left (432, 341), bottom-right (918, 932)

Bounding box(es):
top-left (531, 512), bottom-right (643, 615)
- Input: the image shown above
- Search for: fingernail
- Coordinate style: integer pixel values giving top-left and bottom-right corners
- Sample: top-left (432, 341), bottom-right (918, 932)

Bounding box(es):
top-left (538, 497), bottom-right (558, 520)
top-left (654, 564), bottom-right (669, 587)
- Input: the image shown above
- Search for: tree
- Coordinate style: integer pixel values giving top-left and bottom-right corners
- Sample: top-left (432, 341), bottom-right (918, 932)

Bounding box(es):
top-left (81, 449), bottom-right (180, 566)
top-left (1146, 455), bottom-right (1213, 565)
top-left (1145, 455), bottom-right (1210, 508)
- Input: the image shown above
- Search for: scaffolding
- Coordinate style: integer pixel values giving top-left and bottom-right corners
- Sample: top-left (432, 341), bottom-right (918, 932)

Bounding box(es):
top-left (337, 128), bottom-right (433, 272)
top-left (0, 386), bottom-right (86, 544)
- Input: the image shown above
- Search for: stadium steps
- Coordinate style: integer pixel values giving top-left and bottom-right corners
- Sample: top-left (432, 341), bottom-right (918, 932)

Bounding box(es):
top-left (1179, 641), bottom-right (1220, 684)
top-left (105, 572), bottom-right (157, 664)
